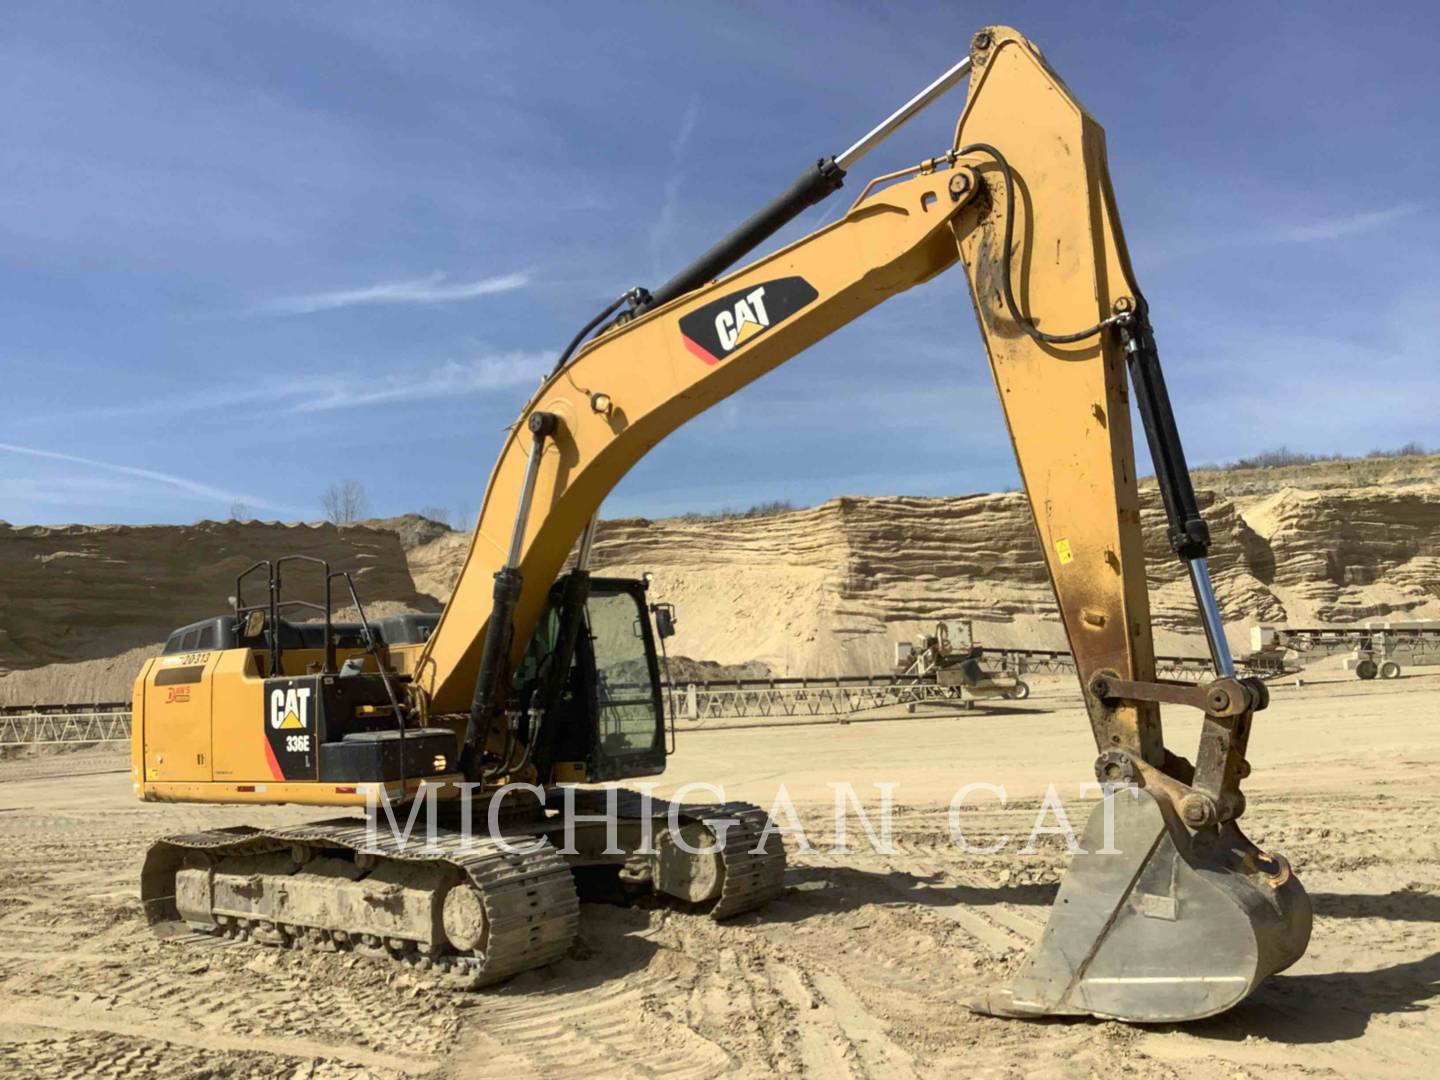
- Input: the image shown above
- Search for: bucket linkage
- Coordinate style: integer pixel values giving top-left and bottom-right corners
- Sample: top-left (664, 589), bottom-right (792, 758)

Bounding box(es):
top-left (973, 672), bottom-right (1312, 1022)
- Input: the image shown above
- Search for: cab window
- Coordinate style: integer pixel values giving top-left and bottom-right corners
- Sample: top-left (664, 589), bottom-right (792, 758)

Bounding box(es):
top-left (586, 590), bottom-right (660, 757)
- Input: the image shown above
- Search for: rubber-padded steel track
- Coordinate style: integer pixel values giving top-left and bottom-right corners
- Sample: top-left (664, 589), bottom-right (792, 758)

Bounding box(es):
top-left (701, 803), bottom-right (787, 919)
top-left (592, 790), bottom-right (787, 918)
top-left (141, 818), bottom-right (579, 986)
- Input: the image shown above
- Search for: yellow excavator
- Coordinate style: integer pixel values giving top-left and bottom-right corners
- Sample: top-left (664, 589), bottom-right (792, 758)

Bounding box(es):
top-left (132, 27), bottom-right (1311, 1023)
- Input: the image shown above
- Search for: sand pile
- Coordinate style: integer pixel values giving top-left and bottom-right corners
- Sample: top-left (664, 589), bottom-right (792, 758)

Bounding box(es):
top-left (1178, 452), bottom-right (1440, 501)
top-left (0, 520), bottom-right (432, 704)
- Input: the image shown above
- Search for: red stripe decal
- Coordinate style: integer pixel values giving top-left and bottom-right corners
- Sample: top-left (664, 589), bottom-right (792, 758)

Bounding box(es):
top-left (682, 335), bottom-right (720, 365)
top-left (262, 736), bottom-right (284, 781)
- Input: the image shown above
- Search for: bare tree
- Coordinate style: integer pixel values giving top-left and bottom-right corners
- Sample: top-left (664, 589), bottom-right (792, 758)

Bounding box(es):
top-left (321, 480), bottom-right (369, 525)
top-left (227, 501), bottom-right (251, 521)
top-left (418, 505), bottom-right (453, 528)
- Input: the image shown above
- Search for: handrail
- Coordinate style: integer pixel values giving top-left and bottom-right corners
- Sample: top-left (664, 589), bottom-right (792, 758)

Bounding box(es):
top-left (274, 555), bottom-right (335, 675)
top-left (330, 569), bottom-right (410, 797)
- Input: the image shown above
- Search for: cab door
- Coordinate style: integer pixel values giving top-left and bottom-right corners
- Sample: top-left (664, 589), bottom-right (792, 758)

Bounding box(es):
top-left (583, 582), bottom-right (667, 781)
top-left (142, 651), bottom-right (217, 782)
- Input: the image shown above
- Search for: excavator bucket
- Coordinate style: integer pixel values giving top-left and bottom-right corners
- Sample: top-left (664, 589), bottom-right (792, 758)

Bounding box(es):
top-left (972, 786), bottom-right (1312, 1023)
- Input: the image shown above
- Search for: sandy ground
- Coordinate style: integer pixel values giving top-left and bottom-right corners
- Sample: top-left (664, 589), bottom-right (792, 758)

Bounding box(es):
top-left (1, 673), bottom-right (1436, 1078)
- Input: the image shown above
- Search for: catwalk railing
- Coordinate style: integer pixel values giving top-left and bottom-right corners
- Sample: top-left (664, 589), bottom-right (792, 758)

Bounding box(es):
top-left (0, 705), bottom-right (133, 746)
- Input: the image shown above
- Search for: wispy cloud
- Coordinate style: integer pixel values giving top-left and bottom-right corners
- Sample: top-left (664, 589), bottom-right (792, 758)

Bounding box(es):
top-left (1265, 202), bottom-right (1425, 244)
top-left (47, 383), bottom-right (289, 423)
top-left (26, 350), bottom-right (551, 426)
top-left (1139, 200), bottom-right (1429, 268)
top-left (649, 99), bottom-right (701, 275)
top-left (290, 350), bottom-right (550, 412)
top-left (263, 270), bottom-right (532, 314)
top-left (0, 442), bottom-right (297, 512)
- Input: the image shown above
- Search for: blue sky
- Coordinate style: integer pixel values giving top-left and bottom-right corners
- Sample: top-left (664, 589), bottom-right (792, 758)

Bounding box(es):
top-left (3, 1), bottom-right (1437, 526)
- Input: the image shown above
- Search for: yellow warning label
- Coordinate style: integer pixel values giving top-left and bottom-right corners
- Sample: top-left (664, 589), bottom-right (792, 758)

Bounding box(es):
top-left (1055, 538), bottom-right (1074, 565)
top-left (279, 710), bottom-right (304, 730)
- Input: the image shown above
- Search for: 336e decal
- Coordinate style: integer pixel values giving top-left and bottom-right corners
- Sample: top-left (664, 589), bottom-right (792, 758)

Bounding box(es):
top-left (263, 677), bottom-right (319, 780)
top-left (679, 276), bottom-right (818, 364)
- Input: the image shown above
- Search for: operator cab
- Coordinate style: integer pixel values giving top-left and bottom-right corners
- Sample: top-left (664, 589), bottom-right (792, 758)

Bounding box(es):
top-left (510, 573), bottom-right (673, 784)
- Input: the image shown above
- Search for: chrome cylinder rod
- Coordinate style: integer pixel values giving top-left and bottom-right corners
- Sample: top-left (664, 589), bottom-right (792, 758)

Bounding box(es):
top-left (642, 53), bottom-right (972, 315)
top-left (1188, 558), bottom-right (1236, 678)
top-left (836, 55), bottom-right (973, 171)
top-left (505, 414), bottom-right (556, 568)
top-left (575, 516), bottom-right (598, 571)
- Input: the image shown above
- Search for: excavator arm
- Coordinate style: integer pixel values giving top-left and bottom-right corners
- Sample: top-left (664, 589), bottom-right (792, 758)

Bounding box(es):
top-left (410, 26), bottom-right (1311, 1021)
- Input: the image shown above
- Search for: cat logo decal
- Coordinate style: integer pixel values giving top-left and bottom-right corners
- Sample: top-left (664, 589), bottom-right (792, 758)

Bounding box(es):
top-left (679, 276), bottom-right (818, 365)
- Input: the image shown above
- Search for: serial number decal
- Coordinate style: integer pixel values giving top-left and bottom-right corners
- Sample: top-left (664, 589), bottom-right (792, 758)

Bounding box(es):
top-left (161, 652), bottom-right (211, 666)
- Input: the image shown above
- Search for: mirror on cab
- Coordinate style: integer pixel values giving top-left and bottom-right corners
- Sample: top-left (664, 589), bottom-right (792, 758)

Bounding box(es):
top-left (652, 602), bottom-right (677, 640)
top-left (243, 609), bottom-right (266, 639)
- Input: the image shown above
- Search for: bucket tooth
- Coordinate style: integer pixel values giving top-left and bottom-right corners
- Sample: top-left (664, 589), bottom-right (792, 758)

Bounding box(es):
top-left (971, 785), bottom-right (1312, 1023)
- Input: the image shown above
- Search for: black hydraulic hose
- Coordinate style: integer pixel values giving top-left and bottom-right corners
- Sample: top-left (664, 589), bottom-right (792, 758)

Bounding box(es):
top-left (562, 145), bottom-right (1109, 366)
top-left (956, 142), bottom-right (1128, 346)
top-left (953, 143), bottom-right (1209, 559)
top-left (550, 288), bottom-right (650, 376)
top-left (550, 158), bottom-right (845, 373)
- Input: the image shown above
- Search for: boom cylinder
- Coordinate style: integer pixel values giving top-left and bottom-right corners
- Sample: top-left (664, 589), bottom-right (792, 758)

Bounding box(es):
top-left (463, 411), bottom-right (558, 775)
top-left (641, 158), bottom-right (844, 312)
top-left (638, 54), bottom-right (974, 314)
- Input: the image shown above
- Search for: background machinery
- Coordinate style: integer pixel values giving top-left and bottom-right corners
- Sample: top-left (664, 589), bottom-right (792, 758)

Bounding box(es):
top-left (1249, 620), bottom-right (1440, 679)
top-left (133, 27), bottom-right (1310, 1023)
top-left (895, 621), bottom-right (1030, 703)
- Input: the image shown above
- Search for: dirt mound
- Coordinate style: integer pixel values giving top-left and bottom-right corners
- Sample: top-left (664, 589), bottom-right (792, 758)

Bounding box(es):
top-left (1179, 452), bottom-right (1440, 500)
top-left (0, 644), bottom-right (158, 707)
top-left (406, 528), bottom-right (474, 605)
top-left (357, 513), bottom-right (454, 551)
top-left (0, 520), bottom-right (432, 705)
top-left (661, 656), bottom-right (774, 682)
top-left (571, 492), bottom-right (1275, 674)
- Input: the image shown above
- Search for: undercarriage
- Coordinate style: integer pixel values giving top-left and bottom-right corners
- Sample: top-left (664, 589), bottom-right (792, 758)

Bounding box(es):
top-left (140, 791), bottom-right (786, 985)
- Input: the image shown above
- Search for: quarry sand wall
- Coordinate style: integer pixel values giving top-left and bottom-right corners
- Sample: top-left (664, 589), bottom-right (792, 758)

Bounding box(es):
top-left (2, 456), bottom-right (1435, 700)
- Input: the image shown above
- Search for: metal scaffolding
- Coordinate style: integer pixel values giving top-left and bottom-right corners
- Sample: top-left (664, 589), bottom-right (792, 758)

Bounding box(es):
top-left (673, 675), bottom-right (964, 722)
top-left (0, 707), bottom-right (132, 746)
